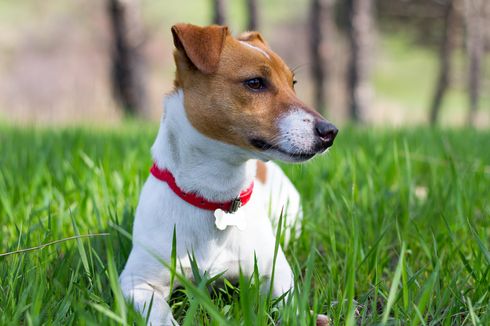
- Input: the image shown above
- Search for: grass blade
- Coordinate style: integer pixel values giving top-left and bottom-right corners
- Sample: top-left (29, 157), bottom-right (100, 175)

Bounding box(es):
top-left (382, 243), bottom-right (406, 324)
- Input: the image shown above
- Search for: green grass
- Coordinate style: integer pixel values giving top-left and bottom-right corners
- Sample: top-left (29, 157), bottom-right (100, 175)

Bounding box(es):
top-left (1, 124), bottom-right (489, 325)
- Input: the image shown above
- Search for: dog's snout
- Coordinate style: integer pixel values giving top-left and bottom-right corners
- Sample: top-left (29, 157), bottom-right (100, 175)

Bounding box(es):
top-left (314, 120), bottom-right (338, 146)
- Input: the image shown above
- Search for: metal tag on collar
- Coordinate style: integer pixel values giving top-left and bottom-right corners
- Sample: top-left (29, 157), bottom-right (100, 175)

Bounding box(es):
top-left (228, 197), bottom-right (242, 213)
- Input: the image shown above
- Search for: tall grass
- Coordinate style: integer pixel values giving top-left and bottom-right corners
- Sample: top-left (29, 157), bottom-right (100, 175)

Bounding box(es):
top-left (1, 124), bottom-right (489, 325)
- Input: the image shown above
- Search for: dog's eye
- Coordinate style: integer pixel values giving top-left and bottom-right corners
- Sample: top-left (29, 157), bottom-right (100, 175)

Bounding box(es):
top-left (292, 80), bottom-right (297, 87)
top-left (244, 78), bottom-right (266, 91)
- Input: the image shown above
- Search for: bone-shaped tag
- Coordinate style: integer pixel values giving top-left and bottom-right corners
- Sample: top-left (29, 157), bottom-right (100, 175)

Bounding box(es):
top-left (214, 208), bottom-right (247, 231)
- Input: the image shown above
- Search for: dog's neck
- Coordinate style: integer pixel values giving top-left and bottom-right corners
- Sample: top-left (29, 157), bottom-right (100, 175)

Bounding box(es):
top-left (152, 90), bottom-right (256, 203)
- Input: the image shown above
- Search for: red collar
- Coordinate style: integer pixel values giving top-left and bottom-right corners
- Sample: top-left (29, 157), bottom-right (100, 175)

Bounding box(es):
top-left (150, 163), bottom-right (254, 213)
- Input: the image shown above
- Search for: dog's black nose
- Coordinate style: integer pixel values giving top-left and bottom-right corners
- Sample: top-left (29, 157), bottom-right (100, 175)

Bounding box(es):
top-left (314, 120), bottom-right (338, 146)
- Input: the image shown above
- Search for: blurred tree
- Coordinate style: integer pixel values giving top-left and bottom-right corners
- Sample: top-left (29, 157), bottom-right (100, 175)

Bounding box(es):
top-left (464, 0), bottom-right (484, 126)
top-left (309, 0), bottom-right (334, 115)
top-left (485, 1), bottom-right (490, 51)
top-left (429, 0), bottom-right (458, 125)
top-left (212, 0), bottom-right (227, 25)
top-left (246, 0), bottom-right (259, 31)
top-left (107, 0), bottom-right (148, 116)
top-left (346, 0), bottom-right (374, 122)
top-left (376, 0), bottom-right (451, 45)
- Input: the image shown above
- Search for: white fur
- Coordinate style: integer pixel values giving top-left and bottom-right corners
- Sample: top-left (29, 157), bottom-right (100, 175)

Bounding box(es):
top-left (278, 109), bottom-right (317, 153)
top-left (253, 109), bottom-right (320, 163)
top-left (119, 90), bottom-right (302, 325)
top-left (239, 41), bottom-right (271, 59)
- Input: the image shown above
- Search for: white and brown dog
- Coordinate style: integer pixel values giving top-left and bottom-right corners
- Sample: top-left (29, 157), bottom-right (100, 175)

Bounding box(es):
top-left (119, 23), bottom-right (338, 325)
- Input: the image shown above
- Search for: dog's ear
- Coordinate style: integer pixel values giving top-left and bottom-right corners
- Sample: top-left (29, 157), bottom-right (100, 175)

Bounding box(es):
top-left (171, 23), bottom-right (228, 74)
top-left (237, 31), bottom-right (268, 47)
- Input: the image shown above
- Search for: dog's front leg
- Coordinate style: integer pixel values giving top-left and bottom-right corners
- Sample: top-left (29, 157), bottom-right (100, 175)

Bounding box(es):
top-left (121, 281), bottom-right (176, 326)
top-left (268, 248), bottom-right (295, 299)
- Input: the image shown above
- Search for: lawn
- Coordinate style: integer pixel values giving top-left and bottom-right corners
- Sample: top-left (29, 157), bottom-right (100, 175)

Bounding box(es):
top-left (0, 124), bottom-right (489, 325)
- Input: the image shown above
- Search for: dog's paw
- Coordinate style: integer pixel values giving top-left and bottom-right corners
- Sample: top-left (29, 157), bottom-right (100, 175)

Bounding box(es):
top-left (316, 314), bottom-right (331, 326)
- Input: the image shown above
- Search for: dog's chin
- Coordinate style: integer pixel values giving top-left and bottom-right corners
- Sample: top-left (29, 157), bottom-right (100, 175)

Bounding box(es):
top-left (262, 149), bottom-right (317, 163)
top-left (250, 138), bottom-right (323, 163)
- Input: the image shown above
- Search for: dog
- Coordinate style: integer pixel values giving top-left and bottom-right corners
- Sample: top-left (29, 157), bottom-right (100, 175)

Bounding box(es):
top-left (119, 23), bottom-right (338, 325)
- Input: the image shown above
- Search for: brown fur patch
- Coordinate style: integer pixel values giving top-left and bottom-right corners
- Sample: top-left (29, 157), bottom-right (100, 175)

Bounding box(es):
top-left (171, 24), bottom-right (228, 75)
top-left (237, 31), bottom-right (268, 47)
top-left (256, 161), bottom-right (268, 184)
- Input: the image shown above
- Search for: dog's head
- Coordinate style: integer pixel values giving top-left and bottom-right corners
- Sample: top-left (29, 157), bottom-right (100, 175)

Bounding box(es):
top-left (171, 23), bottom-right (338, 162)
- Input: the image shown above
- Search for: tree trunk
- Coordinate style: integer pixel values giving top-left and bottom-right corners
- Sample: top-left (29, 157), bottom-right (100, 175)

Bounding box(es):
top-left (429, 0), bottom-right (457, 125)
top-left (346, 0), bottom-right (374, 122)
top-left (464, 0), bottom-right (484, 126)
top-left (107, 0), bottom-right (148, 116)
top-left (309, 0), bottom-right (333, 115)
top-left (485, 1), bottom-right (490, 51)
top-left (212, 0), bottom-right (226, 25)
top-left (246, 0), bottom-right (259, 31)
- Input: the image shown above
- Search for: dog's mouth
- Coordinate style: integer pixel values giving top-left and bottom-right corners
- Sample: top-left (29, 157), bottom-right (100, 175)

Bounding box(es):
top-left (250, 138), bottom-right (317, 161)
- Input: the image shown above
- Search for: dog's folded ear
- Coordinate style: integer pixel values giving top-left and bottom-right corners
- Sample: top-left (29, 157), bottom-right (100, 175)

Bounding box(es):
top-left (237, 31), bottom-right (268, 47)
top-left (172, 23), bottom-right (229, 74)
